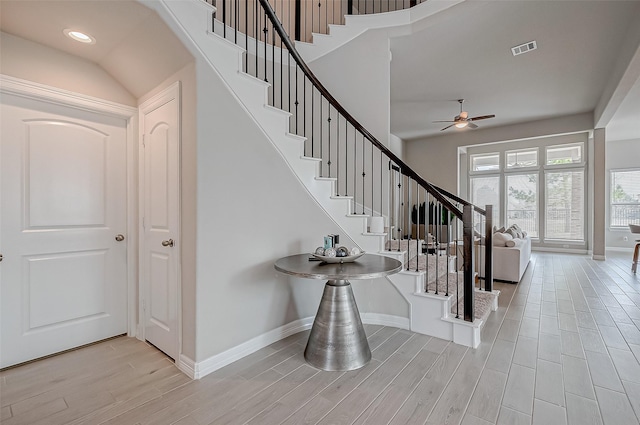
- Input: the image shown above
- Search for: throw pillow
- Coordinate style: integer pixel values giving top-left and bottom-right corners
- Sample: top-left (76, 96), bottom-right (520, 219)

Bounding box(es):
top-left (493, 231), bottom-right (513, 246)
top-left (505, 227), bottom-right (518, 239)
top-left (505, 239), bottom-right (523, 248)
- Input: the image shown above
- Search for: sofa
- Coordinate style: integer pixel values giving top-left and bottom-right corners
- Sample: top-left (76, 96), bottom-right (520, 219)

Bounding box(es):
top-left (479, 225), bottom-right (532, 283)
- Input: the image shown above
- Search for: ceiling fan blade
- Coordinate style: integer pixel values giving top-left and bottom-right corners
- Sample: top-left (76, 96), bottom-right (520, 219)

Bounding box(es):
top-left (440, 124), bottom-right (456, 131)
top-left (469, 114), bottom-right (495, 121)
top-left (467, 122), bottom-right (478, 129)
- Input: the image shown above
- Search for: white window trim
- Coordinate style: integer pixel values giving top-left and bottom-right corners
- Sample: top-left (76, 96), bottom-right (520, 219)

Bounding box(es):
top-left (609, 167), bottom-right (640, 228)
top-left (505, 147), bottom-right (539, 171)
top-left (466, 140), bottom-right (588, 245)
top-left (545, 142), bottom-right (585, 167)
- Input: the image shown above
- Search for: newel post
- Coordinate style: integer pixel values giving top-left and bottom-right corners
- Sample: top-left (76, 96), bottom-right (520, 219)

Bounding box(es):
top-left (484, 205), bottom-right (493, 292)
top-left (463, 204), bottom-right (475, 322)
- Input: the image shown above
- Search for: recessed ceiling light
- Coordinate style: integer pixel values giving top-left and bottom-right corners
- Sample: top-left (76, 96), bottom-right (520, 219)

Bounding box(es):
top-left (64, 29), bottom-right (96, 44)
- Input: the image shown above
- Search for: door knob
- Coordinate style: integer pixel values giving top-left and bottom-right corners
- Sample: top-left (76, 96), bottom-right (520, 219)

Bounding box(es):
top-left (162, 239), bottom-right (174, 247)
top-left (0, 254), bottom-right (3, 262)
top-left (115, 234), bottom-right (125, 242)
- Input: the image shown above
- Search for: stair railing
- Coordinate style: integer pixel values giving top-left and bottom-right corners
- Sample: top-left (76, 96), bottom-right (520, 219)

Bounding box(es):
top-left (211, 0), bottom-right (428, 43)
top-left (208, 0), bottom-right (492, 322)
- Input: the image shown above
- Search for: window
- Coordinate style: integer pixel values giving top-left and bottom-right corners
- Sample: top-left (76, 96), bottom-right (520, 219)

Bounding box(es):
top-left (610, 169), bottom-right (640, 227)
top-left (470, 176), bottom-right (500, 224)
top-left (506, 174), bottom-right (538, 237)
top-left (546, 143), bottom-right (582, 165)
top-left (471, 153), bottom-right (499, 171)
top-left (467, 140), bottom-right (587, 246)
top-left (506, 149), bottom-right (537, 169)
top-left (545, 170), bottom-right (584, 240)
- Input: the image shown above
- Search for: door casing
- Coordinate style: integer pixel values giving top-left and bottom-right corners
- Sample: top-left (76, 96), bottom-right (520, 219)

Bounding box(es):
top-left (0, 74), bottom-right (139, 341)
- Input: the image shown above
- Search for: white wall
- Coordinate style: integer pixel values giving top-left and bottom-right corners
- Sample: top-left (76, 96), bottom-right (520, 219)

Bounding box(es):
top-left (404, 112), bottom-right (594, 194)
top-left (0, 32), bottom-right (136, 107)
top-left (605, 138), bottom-right (640, 249)
top-left (193, 58), bottom-right (406, 361)
top-left (308, 29), bottom-right (391, 148)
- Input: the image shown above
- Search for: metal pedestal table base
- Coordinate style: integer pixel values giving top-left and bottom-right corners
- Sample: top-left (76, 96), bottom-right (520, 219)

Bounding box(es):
top-left (304, 279), bottom-right (371, 371)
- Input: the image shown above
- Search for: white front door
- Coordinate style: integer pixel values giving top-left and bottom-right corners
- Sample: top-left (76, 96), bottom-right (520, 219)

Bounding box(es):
top-left (140, 83), bottom-right (180, 360)
top-left (0, 95), bottom-right (129, 368)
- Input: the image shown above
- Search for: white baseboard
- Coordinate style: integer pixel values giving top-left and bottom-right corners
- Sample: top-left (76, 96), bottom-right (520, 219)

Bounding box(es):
top-left (179, 317), bottom-right (314, 379)
top-left (592, 254), bottom-right (606, 261)
top-left (180, 313), bottom-right (410, 379)
top-left (532, 246), bottom-right (588, 255)
top-left (361, 313), bottom-right (410, 330)
top-left (606, 247), bottom-right (634, 253)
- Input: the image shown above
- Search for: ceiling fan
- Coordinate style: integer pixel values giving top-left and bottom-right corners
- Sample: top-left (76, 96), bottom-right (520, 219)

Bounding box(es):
top-left (434, 99), bottom-right (495, 131)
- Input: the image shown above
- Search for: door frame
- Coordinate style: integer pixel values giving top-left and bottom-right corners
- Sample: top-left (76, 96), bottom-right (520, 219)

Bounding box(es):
top-left (0, 74), bottom-right (139, 338)
top-left (137, 81), bottom-right (182, 360)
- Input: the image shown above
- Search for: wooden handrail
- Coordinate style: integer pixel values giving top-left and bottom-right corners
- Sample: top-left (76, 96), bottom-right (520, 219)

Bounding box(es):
top-left (258, 0), bottom-right (472, 220)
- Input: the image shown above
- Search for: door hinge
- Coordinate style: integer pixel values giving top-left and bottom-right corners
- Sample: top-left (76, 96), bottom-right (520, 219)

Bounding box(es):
top-left (142, 299), bottom-right (146, 311)
top-left (142, 134), bottom-right (146, 148)
top-left (142, 217), bottom-right (145, 229)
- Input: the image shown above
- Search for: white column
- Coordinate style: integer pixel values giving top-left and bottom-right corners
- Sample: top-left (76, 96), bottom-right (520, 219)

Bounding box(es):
top-left (592, 128), bottom-right (606, 260)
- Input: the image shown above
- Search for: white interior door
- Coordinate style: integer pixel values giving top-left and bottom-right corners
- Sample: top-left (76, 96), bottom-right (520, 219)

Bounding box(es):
top-left (140, 83), bottom-right (180, 361)
top-left (0, 94), bottom-right (129, 368)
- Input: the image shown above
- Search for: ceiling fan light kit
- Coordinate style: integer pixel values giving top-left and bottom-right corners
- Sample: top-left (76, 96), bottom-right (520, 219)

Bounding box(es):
top-left (434, 99), bottom-right (495, 131)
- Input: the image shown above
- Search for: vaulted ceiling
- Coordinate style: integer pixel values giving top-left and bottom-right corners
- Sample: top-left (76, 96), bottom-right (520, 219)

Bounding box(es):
top-left (1, 0), bottom-right (639, 143)
top-left (0, 0), bottom-right (193, 99)
top-left (390, 0), bottom-right (640, 142)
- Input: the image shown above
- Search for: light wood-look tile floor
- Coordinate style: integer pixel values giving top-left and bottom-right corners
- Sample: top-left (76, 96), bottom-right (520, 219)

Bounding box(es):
top-left (2, 252), bottom-right (640, 424)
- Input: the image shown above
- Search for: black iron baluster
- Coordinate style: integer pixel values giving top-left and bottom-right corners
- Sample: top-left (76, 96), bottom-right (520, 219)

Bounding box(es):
top-left (380, 151), bottom-right (384, 226)
top-left (311, 87), bottom-right (315, 156)
top-left (435, 201), bottom-right (440, 295)
top-left (234, 0), bottom-right (238, 44)
top-left (415, 182), bottom-right (419, 272)
top-left (446, 206), bottom-right (450, 297)
top-left (353, 127), bottom-right (357, 214)
top-left (294, 0), bottom-right (301, 41)
top-left (279, 25), bottom-right (283, 109)
top-left (327, 106), bottom-right (332, 179)
top-left (271, 18), bottom-right (275, 106)
top-left (294, 65), bottom-right (299, 134)
top-left (222, 0), bottom-right (226, 38)
top-left (397, 173), bottom-right (402, 249)
top-left (371, 139), bottom-right (374, 220)
top-left (344, 121), bottom-right (348, 196)
top-left (287, 51), bottom-right (291, 112)
top-left (263, 11), bottom-right (268, 82)
top-left (455, 215), bottom-right (459, 317)
top-left (317, 1), bottom-right (321, 36)
top-left (361, 133), bottom-right (365, 214)
top-left (407, 178), bottom-right (412, 262)
top-left (319, 97), bottom-right (323, 176)
top-left (254, 0), bottom-right (258, 76)
top-left (336, 114), bottom-right (339, 190)
top-left (245, 0), bottom-right (248, 58)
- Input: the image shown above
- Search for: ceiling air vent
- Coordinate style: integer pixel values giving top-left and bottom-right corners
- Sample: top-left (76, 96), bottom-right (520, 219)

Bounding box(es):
top-left (511, 40), bottom-right (537, 56)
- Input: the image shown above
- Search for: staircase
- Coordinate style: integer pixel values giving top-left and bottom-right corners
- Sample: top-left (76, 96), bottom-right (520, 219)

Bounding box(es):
top-left (155, 0), bottom-right (497, 348)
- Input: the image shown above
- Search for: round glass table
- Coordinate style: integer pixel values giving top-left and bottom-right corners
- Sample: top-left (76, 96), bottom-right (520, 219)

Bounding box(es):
top-left (274, 253), bottom-right (402, 371)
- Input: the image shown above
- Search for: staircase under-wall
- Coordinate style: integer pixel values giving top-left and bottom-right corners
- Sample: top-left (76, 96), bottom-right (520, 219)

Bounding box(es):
top-left (156, 0), bottom-right (498, 350)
